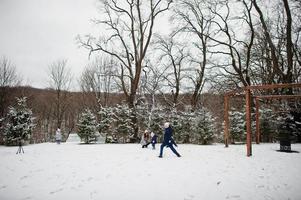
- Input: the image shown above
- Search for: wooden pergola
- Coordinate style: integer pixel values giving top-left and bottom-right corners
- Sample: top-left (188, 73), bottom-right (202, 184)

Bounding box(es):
top-left (224, 83), bottom-right (301, 156)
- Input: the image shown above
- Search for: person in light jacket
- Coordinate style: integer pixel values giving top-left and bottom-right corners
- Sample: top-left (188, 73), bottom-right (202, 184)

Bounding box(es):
top-left (55, 128), bottom-right (62, 144)
top-left (141, 130), bottom-right (151, 148)
top-left (159, 122), bottom-right (181, 158)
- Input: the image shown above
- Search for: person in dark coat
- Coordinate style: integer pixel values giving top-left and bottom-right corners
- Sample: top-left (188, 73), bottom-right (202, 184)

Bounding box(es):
top-left (159, 122), bottom-right (181, 158)
top-left (150, 132), bottom-right (158, 149)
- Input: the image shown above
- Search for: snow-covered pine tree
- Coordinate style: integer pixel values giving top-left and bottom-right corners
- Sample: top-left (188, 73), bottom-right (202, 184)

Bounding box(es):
top-left (260, 107), bottom-right (277, 142)
top-left (149, 108), bottom-right (164, 139)
top-left (180, 112), bottom-right (195, 143)
top-left (98, 106), bottom-right (114, 136)
top-left (77, 109), bottom-right (98, 144)
top-left (192, 109), bottom-right (216, 145)
top-left (229, 109), bottom-right (246, 143)
top-left (146, 107), bottom-right (164, 142)
top-left (170, 108), bottom-right (182, 141)
top-left (136, 100), bottom-right (149, 132)
top-left (114, 104), bottom-right (134, 143)
top-left (3, 97), bottom-right (35, 146)
top-left (277, 112), bottom-right (296, 151)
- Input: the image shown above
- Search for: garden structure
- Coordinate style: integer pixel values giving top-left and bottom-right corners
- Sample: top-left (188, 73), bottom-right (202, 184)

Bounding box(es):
top-left (224, 83), bottom-right (301, 156)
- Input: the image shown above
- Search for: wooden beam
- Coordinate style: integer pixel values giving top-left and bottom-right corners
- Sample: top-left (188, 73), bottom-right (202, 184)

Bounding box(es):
top-left (254, 95), bottom-right (301, 99)
top-left (255, 97), bottom-right (260, 144)
top-left (224, 95), bottom-right (230, 147)
top-left (245, 83), bottom-right (301, 90)
top-left (224, 88), bottom-right (244, 97)
top-left (245, 89), bottom-right (252, 156)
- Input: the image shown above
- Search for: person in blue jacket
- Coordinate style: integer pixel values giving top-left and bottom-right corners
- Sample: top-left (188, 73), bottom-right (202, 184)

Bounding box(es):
top-left (150, 132), bottom-right (158, 150)
top-left (159, 122), bottom-right (181, 158)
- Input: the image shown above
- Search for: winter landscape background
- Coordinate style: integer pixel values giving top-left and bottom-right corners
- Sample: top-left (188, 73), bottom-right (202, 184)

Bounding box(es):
top-left (1, 0), bottom-right (301, 199)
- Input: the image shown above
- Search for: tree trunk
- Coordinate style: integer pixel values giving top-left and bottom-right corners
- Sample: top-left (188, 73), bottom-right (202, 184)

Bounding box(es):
top-left (283, 0), bottom-right (293, 85)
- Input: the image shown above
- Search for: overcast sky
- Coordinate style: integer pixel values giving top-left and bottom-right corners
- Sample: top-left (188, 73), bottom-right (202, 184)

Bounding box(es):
top-left (0, 0), bottom-right (101, 89)
top-left (0, 0), bottom-right (171, 90)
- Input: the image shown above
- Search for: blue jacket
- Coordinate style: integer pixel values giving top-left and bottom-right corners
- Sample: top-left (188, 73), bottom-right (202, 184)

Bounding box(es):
top-left (151, 135), bottom-right (158, 144)
top-left (163, 126), bottom-right (173, 144)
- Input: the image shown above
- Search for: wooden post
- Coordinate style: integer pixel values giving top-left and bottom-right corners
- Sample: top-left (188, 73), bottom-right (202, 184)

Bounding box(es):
top-left (255, 97), bottom-right (260, 144)
top-left (245, 89), bottom-right (252, 156)
top-left (224, 95), bottom-right (230, 147)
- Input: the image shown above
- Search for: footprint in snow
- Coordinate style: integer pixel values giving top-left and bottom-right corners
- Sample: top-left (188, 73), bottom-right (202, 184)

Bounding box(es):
top-left (226, 195), bottom-right (240, 199)
top-left (184, 194), bottom-right (195, 200)
top-left (20, 176), bottom-right (29, 180)
top-left (0, 185), bottom-right (7, 190)
top-left (49, 188), bottom-right (63, 194)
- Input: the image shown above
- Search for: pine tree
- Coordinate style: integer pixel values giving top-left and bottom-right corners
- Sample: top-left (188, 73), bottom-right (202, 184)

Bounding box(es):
top-left (149, 108), bottom-right (164, 137)
top-left (3, 97), bottom-right (35, 146)
top-left (114, 104), bottom-right (134, 143)
top-left (192, 109), bottom-right (216, 145)
top-left (277, 113), bottom-right (296, 140)
top-left (77, 109), bottom-right (98, 144)
top-left (170, 108), bottom-right (182, 141)
top-left (260, 107), bottom-right (277, 142)
top-left (98, 106), bottom-right (114, 136)
top-left (229, 110), bottom-right (246, 143)
top-left (180, 112), bottom-right (195, 143)
top-left (136, 101), bottom-right (149, 132)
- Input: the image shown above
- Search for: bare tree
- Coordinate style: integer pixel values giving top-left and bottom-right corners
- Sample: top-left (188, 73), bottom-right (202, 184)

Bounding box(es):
top-left (292, 2), bottom-right (301, 82)
top-left (253, 0), bottom-right (295, 86)
top-left (140, 61), bottom-right (167, 128)
top-left (172, 0), bottom-right (215, 111)
top-left (0, 56), bottom-right (21, 117)
top-left (48, 59), bottom-right (72, 130)
top-left (210, 0), bottom-right (255, 86)
top-left (155, 35), bottom-right (188, 108)
top-left (0, 56), bottom-right (19, 87)
top-left (79, 0), bottom-right (172, 141)
top-left (80, 56), bottom-right (116, 109)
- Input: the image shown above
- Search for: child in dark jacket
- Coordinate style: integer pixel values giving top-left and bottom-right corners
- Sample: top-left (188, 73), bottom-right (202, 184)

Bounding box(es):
top-left (159, 122), bottom-right (181, 158)
top-left (150, 132), bottom-right (158, 149)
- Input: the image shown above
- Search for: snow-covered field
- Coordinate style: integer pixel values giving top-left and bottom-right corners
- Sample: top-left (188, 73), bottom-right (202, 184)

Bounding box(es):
top-left (0, 143), bottom-right (301, 200)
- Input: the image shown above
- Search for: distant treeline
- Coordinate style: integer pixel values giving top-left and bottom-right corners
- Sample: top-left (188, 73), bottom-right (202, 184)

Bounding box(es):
top-left (0, 86), bottom-right (224, 144)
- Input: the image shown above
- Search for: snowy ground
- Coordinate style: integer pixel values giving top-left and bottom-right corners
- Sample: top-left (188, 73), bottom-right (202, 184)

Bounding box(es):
top-left (0, 143), bottom-right (301, 200)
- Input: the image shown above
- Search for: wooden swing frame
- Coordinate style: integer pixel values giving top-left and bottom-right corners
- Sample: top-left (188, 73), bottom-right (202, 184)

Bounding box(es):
top-left (224, 83), bottom-right (301, 156)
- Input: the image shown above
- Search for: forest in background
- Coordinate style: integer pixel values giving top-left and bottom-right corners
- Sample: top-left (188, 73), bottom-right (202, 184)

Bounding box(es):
top-left (0, 86), bottom-right (224, 144)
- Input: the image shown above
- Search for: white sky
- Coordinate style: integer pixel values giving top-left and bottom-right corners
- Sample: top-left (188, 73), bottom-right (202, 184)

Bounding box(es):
top-left (0, 0), bottom-right (171, 90)
top-left (0, 0), bottom-right (100, 89)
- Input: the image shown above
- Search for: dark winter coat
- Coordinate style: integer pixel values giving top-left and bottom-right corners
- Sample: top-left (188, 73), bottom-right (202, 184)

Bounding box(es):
top-left (159, 125), bottom-right (181, 157)
top-left (151, 134), bottom-right (158, 144)
top-left (163, 126), bottom-right (173, 145)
